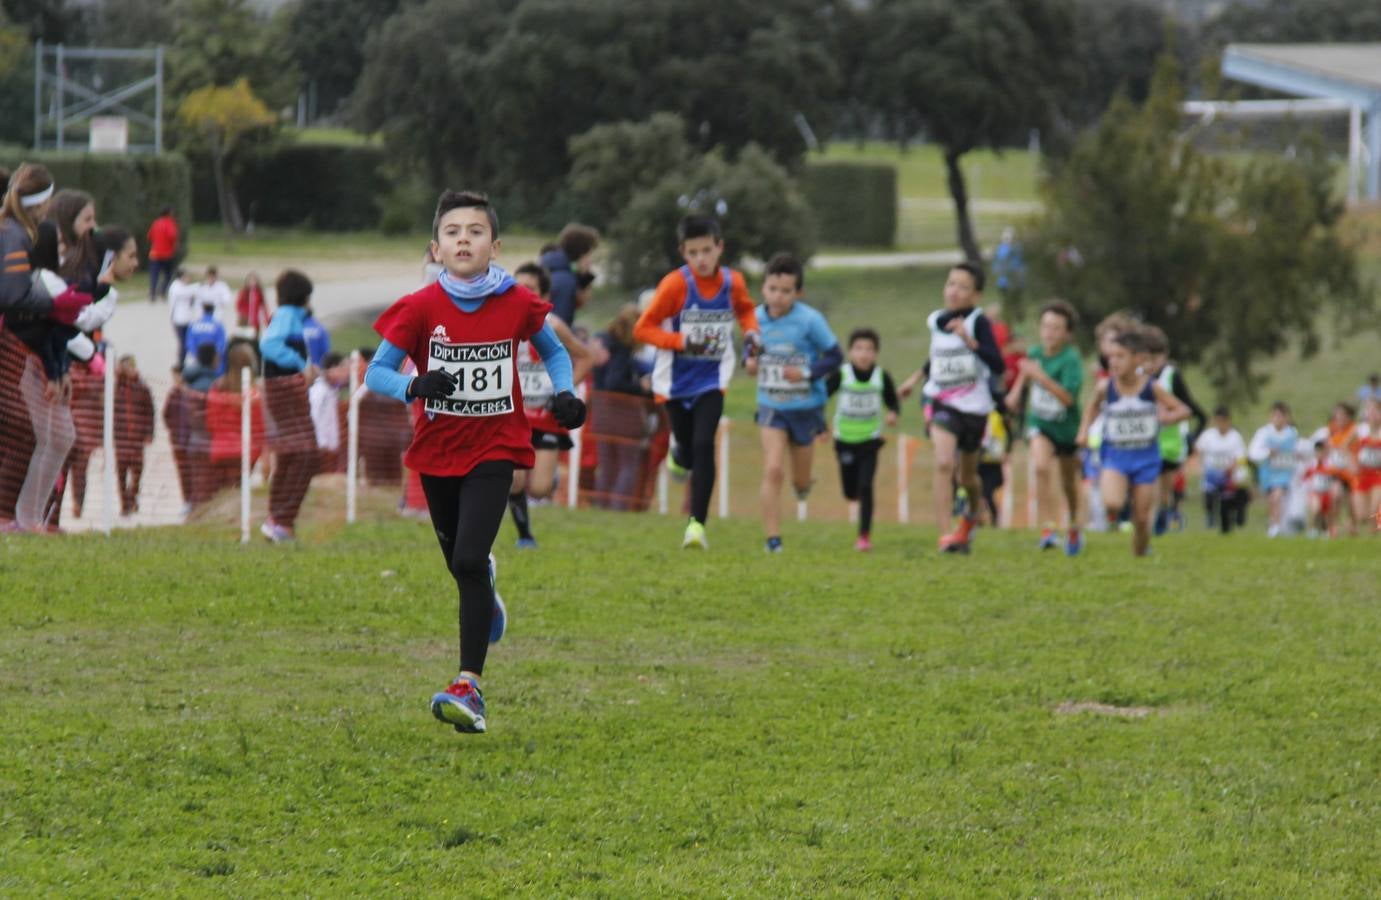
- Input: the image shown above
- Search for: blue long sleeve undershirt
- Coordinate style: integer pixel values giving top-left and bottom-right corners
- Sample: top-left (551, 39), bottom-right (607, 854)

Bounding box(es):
top-left (365, 321), bottom-right (574, 403)
top-left (808, 344), bottom-right (844, 382)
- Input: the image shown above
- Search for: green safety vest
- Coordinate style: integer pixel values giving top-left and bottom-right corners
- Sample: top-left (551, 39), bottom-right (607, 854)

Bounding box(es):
top-left (833, 364), bottom-right (884, 443)
top-left (1157, 365), bottom-right (1188, 462)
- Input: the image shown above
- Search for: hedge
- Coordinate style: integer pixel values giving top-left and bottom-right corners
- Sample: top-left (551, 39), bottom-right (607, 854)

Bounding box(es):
top-left (800, 160), bottom-right (897, 247)
top-left (0, 146), bottom-right (193, 262)
top-left (193, 143), bottom-right (387, 231)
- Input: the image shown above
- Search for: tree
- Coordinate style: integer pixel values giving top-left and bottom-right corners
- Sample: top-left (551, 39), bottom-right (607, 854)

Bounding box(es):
top-left (862, 0), bottom-right (1078, 261)
top-left (567, 113), bottom-right (695, 229)
top-left (609, 143), bottom-right (817, 288)
top-left (278, 0), bottom-right (404, 119)
top-left (1026, 57), bottom-right (1369, 403)
top-left (352, 0), bottom-right (519, 189)
top-left (167, 0), bottom-right (296, 112)
top-left (179, 78), bottom-right (276, 233)
top-left (1204, 0), bottom-right (1381, 43)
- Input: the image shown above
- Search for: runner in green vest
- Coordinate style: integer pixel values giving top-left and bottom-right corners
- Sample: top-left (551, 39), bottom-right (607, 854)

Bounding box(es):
top-left (825, 328), bottom-right (901, 552)
top-left (1141, 326), bottom-right (1207, 535)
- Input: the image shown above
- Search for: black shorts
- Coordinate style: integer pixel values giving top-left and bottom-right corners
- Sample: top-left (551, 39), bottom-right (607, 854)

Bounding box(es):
top-left (532, 428), bottom-right (573, 452)
top-left (1160, 458), bottom-right (1183, 475)
top-left (930, 403), bottom-right (988, 454)
top-left (1030, 427), bottom-right (1078, 458)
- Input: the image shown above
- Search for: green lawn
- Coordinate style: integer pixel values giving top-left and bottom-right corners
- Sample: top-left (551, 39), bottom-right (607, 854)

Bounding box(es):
top-left (3, 514), bottom-right (1380, 894)
top-left (818, 142), bottom-right (1040, 205)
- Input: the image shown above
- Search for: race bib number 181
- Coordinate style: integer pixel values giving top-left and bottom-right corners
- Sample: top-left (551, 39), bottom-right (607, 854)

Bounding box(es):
top-left (425, 338), bottom-right (514, 417)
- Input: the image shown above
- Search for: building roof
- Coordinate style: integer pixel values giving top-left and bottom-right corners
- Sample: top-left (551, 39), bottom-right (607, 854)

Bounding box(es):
top-left (1224, 44), bottom-right (1381, 105)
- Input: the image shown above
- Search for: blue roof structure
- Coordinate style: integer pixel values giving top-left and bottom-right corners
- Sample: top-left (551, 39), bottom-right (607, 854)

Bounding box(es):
top-left (1223, 44), bottom-right (1381, 200)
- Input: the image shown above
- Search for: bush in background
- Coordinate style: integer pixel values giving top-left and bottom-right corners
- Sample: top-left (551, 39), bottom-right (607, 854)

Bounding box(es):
top-left (800, 161), bottom-right (897, 247)
top-left (0, 147), bottom-right (194, 261)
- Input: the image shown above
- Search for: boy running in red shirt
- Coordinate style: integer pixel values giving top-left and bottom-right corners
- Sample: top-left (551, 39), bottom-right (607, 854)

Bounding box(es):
top-left (1353, 400), bottom-right (1381, 532)
top-left (365, 191), bottom-right (585, 735)
top-left (1302, 440), bottom-right (1338, 537)
top-left (634, 214), bottom-right (761, 549)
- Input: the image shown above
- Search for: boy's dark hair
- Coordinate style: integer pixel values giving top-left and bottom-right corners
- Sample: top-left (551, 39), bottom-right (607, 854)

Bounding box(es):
top-left (358, 345), bottom-right (376, 362)
top-left (677, 214), bottom-right (721, 244)
top-left (206, 265), bottom-right (218, 277)
top-left (95, 226), bottom-right (132, 257)
top-left (1336, 402), bottom-right (1357, 419)
top-left (1140, 325), bottom-right (1168, 356)
top-left (951, 260), bottom-right (985, 293)
top-left (1113, 330), bottom-right (1146, 353)
top-left (276, 269), bottom-right (313, 307)
top-left (1314, 439), bottom-right (1327, 450)
top-left (575, 270), bottom-right (596, 290)
top-left (432, 190), bottom-right (498, 240)
top-left (1370, 372), bottom-right (1380, 385)
top-left (1271, 401), bottom-right (1291, 416)
top-left (514, 261), bottom-right (552, 298)
top-left (161, 205), bottom-right (174, 217)
top-left (195, 342), bottom-right (217, 367)
top-left (321, 351), bottom-right (344, 369)
top-left (765, 252), bottom-right (804, 290)
top-left (1040, 299), bottom-right (1077, 331)
top-left (1213, 405), bottom-right (1230, 418)
top-left (557, 224), bottom-right (600, 262)
top-left (848, 327), bottom-right (880, 350)
top-left (538, 242), bottom-right (559, 255)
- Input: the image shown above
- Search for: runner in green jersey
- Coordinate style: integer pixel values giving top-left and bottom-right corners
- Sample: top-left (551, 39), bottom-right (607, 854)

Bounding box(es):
top-left (1007, 300), bottom-right (1085, 555)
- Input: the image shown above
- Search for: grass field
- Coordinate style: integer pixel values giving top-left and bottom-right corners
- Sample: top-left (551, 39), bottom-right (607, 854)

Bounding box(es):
top-left (3, 513), bottom-right (1380, 894)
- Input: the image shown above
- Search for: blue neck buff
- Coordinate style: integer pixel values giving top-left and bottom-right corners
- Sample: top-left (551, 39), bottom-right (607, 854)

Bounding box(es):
top-left (437, 264), bottom-right (515, 310)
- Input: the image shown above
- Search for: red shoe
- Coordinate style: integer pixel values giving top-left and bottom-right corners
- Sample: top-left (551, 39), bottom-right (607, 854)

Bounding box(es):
top-left (938, 517), bottom-right (975, 554)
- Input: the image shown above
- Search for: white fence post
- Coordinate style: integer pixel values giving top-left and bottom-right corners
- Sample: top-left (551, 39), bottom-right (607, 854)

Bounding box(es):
top-left (567, 424), bottom-right (581, 510)
top-left (101, 342), bottom-right (116, 535)
top-left (897, 435), bottom-right (910, 524)
top-left (346, 351), bottom-right (361, 525)
top-left (240, 366), bottom-right (251, 544)
top-left (717, 418), bottom-right (730, 520)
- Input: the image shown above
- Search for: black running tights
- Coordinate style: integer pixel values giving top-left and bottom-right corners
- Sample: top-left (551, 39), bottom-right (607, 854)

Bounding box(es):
top-left (421, 461), bottom-right (514, 676)
top-left (836, 439), bottom-right (881, 536)
top-left (665, 390), bottom-right (724, 525)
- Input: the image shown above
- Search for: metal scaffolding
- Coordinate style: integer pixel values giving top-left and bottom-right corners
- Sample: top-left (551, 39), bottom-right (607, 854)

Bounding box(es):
top-left (33, 41), bottom-right (165, 154)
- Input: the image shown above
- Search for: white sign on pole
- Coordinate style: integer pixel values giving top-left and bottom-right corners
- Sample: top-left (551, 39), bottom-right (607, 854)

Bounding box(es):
top-left (89, 116), bottom-right (128, 153)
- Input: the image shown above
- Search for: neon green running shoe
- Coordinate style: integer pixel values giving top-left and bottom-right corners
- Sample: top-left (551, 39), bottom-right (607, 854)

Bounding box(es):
top-left (682, 519), bottom-right (708, 550)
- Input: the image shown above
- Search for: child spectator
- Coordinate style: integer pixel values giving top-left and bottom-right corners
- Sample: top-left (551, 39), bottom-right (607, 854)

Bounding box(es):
top-left (185, 301), bottom-right (227, 375)
top-left (181, 342), bottom-right (219, 392)
top-left (1196, 406), bottom-right (1248, 534)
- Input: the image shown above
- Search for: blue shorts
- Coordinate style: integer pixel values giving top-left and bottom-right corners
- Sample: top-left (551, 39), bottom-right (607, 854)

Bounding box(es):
top-left (1259, 467), bottom-right (1292, 491)
top-left (1101, 446), bottom-right (1162, 486)
top-left (756, 406), bottom-right (826, 447)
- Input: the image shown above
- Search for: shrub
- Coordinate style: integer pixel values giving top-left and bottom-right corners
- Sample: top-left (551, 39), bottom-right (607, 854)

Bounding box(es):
top-left (799, 161), bottom-right (897, 247)
top-left (0, 146), bottom-right (194, 261)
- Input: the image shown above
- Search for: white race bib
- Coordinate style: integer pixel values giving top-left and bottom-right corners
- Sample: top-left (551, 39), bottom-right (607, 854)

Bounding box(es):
top-left (1204, 452), bottom-right (1236, 473)
top-left (1267, 450), bottom-right (1294, 470)
top-left (1311, 473), bottom-right (1333, 492)
top-left (518, 358), bottom-right (553, 410)
top-left (932, 350), bottom-right (980, 387)
top-left (1360, 446), bottom-right (1381, 470)
top-left (758, 351), bottom-right (811, 400)
top-left (1328, 448), bottom-right (1352, 471)
top-left (1105, 407), bottom-right (1158, 446)
top-left (680, 308), bottom-right (734, 360)
top-left (839, 390), bottom-right (881, 419)
top-left (425, 338), bottom-right (514, 418)
top-left (1029, 383), bottom-right (1066, 421)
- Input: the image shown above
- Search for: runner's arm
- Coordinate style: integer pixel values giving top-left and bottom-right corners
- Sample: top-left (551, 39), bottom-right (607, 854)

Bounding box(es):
top-left (1171, 370), bottom-right (1207, 441)
top-left (729, 273), bottom-right (761, 343)
top-left (531, 321), bottom-right (576, 395)
top-left (824, 368), bottom-right (842, 397)
top-left (364, 339), bottom-right (414, 402)
top-left (971, 315), bottom-right (1005, 376)
top-left (542, 315), bottom-right (590, 386)
top-left (633, 276), bottom-right (689, 351)
top-left (882, 371), bottom-right (901, 416)
top-left (808, 344), bottom-right (843, 382)
top-left (1076, 381), bottom-right (1108, 445)
top-left (1152, 381), bottom-right (1191, 425)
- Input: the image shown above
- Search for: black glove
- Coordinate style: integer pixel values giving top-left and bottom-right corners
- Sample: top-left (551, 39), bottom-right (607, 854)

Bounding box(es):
top-left (551, 391), bottom-right (586, 429)
top-left (408, 368), bottom-right (458, 400)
